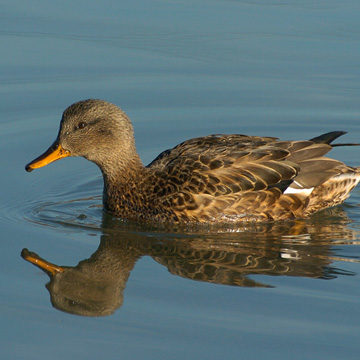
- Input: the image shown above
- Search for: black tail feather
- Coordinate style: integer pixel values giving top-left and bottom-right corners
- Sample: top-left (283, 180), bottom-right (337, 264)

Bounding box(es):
top-left (309, 131), bottom-right (360, 147)
top-left (309, 131), bottom-right (347, 144)
top-left (331, 143), bottom-right (360, 147)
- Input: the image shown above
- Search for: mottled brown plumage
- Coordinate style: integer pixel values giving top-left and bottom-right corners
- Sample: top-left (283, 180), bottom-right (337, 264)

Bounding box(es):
top-left (25, 99), bottom-right (360, 224)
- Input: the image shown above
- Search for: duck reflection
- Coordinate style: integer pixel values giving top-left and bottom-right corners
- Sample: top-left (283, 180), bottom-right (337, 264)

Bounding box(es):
top-left (21, 208), bottom-right (358, 317)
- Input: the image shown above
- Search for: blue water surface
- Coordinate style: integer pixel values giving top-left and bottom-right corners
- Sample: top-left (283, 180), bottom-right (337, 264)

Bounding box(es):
top-left (1, 1), bottom-right (360, 359)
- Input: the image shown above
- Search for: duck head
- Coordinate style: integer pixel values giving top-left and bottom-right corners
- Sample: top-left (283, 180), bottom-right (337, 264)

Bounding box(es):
top-left (25, 99), bottom-right (137, 172)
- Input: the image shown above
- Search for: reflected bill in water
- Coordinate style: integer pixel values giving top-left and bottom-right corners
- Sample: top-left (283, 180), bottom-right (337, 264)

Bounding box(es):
top-left (21, 208), bottom-right (359, 317)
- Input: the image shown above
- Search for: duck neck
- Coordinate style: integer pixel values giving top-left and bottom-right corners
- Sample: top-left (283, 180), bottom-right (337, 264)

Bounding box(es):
top-left (97, 151), bottom-right (147, 215)
top-left (100, 152), bottom-right (143, 184)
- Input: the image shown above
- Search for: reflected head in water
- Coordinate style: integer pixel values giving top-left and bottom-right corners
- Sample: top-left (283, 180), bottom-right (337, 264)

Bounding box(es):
top-left (21, 244), bottom-right (136, 317)
top-left (21, 210), bottom-right (358, 317)
top-left (25, 99), bottom-right (360, 224)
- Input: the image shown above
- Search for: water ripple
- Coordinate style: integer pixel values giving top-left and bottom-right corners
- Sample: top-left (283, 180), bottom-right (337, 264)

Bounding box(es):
top-left (24, 195), bottom-right (103, 232)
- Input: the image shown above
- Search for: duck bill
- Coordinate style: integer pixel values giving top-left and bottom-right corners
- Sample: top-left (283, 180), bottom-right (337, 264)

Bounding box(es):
top-left (21, 248), bottom-right (64, 277)
top-left (25, 141), bottom-right (71, 172)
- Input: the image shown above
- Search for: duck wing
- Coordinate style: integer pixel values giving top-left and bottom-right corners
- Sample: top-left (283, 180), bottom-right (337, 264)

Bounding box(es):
top-left (147, 134), bottom-right (343, 196)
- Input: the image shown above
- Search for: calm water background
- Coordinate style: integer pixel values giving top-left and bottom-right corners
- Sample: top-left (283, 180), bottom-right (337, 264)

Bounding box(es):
top-left (1, 0), bottom-right (360, 359)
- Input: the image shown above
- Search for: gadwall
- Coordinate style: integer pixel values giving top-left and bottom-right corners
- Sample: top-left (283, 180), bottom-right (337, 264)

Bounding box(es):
top-left (25, 99), bottom-right (360, 224)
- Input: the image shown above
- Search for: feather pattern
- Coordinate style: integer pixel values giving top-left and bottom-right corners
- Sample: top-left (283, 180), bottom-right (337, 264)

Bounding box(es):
top-left (25, 100), bottom-right (360, 224)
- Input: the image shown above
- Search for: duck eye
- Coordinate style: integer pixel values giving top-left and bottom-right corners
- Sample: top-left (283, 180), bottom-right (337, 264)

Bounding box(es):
top-left (77, 122), bottom-right (87, 130)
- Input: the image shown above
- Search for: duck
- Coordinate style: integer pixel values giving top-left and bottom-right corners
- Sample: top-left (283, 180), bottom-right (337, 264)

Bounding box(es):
top-left (25, 99), bottom-right (360, 224)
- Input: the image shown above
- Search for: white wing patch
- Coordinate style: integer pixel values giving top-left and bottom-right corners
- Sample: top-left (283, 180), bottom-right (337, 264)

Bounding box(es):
top-left (284, 187), bottom-right (314, 196)
top-left (284, 173), bottom-right (360, 197)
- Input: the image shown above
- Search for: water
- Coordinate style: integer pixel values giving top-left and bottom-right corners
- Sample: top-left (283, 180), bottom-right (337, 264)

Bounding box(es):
top-left (1, 0), bottom-right (360, 359)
